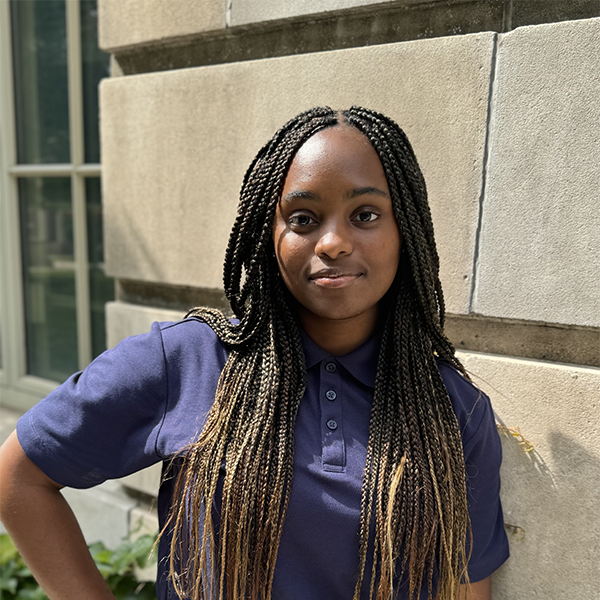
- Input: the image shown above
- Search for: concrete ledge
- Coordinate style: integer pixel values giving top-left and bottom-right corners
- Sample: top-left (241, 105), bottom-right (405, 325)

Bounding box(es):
top-left (106, 301), bottom-right (184, 348)
top-left (474, 18), bottom-right (600, 327)
top-left (457, 351), bottom-right (600, 598)
top-left (110, 2), bottom-right (506, 75)
top-left (121, 462), bottom-right (162, 498)
top-left (101, 32), bottom-right (495, 315)
top-left (446, 313), bottom-right (600, 367)
top-left (511, 0), bottom-right (600, 29)
top-left (62, 481), bottom-right (137, 549)
top-left (116, 279), bottom-right (229, 314)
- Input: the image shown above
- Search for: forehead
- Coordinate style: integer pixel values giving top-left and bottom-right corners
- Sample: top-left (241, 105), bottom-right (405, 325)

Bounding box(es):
top-left (285, 125), bottom-right (387, 186)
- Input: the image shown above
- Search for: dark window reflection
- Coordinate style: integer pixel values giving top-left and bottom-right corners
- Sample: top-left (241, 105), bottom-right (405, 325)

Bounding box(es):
top-left (81, 0), bottom-right (110, 164)
top-left (11, 0), bottom-right (70, 164)
top-left (86, 178), bottom-right (113, 358)
top-left (19, 178), bottom-right (78, 381)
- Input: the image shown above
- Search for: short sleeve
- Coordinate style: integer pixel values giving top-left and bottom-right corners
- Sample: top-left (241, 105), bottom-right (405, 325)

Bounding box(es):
top-left (16, 321), bottom-right (170, 489)
top-left (439, 363), bottom-right (510, 581)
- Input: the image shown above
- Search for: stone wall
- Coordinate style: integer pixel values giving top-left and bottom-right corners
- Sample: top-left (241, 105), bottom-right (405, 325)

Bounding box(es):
top-left (96, 1), bottom-right (599, 597)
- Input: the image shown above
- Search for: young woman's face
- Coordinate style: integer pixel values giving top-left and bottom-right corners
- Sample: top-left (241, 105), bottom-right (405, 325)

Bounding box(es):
top-left (272, 124), bottom-right (401, 330)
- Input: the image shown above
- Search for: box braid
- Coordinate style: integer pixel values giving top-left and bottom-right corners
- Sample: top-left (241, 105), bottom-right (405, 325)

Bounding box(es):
top-left (165, 106), bottom-right (471, 600)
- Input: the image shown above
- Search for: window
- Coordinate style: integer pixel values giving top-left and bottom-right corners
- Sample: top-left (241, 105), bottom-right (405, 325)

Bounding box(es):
top-left (0, 0), bottom-right (111, 410)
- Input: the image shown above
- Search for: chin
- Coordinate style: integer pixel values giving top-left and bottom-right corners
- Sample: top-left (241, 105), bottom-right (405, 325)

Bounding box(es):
top-left (303, 301), bottom-right (377, 323)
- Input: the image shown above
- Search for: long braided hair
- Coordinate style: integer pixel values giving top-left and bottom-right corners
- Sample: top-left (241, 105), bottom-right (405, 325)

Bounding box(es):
top-left (166, 106), bottom-right (471, 600)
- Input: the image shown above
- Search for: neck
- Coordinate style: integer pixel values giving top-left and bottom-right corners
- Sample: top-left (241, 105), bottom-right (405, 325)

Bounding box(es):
top-left (298, 307), bottom-right (379, 356)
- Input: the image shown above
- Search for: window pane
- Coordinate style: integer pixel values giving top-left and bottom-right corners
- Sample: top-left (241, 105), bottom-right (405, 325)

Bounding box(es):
top-left (86, 178), bottom-right (113, 358)
top-left (11, 0), bottom-right (70, 164)
top-left (81, 1), bottom-right (110, 164)
top-left (19, 178), bottom-right (78, 381)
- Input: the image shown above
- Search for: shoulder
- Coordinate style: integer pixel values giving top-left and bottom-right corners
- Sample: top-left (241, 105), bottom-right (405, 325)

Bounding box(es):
top-left (70, 317), bottom-right (227, 387)
top-left (437, 360), bottom-right (496, 450)
top-left (157, 317), bottom-right (230, 375)
top-left (438, 361), bottom-right (509, 578)
top-left (156, 315), bottom-right (221, 342)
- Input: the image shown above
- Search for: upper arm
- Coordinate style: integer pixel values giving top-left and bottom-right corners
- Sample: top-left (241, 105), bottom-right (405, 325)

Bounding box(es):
top-left (0, 431), bottom-right (64, 517)
top-left (460, 576), bottom-right (492, 600)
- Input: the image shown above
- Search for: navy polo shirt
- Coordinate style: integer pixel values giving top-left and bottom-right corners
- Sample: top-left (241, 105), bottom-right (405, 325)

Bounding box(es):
top-left (17, 318), bottom-right (509, 599)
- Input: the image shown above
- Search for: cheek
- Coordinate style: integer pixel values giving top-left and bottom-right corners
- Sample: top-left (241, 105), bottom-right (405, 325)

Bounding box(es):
top-left (273, 234), bottom-right (310, 285)
top-left (373, 231), bottom-right (401, 284)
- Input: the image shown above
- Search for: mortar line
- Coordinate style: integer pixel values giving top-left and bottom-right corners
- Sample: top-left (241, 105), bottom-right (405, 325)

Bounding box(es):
top-left (468, 32), bottom-right (500, 314)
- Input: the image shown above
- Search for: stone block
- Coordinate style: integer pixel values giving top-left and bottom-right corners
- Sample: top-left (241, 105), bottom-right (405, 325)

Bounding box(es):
top-left (101, 33), bottom-right (495, 314)
top-left (61, 481), bottom-right (137, 549)
top-left (230, 0), bottom-right (421, 27)
top-left (457, 351), bottom-right (600, 598)
top-left (106, 301), bottom-right (184, 348)
top-left (121, 462), bottom-right (163, 497)
top-left (98, 0), bottom-right (227, 52)
top-left (474, 18), bottom-right (600, 327)
top-left (130, 506), bottom-right (159, 539)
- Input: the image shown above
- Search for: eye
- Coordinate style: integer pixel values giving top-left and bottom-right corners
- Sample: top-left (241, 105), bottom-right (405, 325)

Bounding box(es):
top-left (354, 211), bottom-right (379, 223)
top-left (289, 214), bottom-right (316, 227)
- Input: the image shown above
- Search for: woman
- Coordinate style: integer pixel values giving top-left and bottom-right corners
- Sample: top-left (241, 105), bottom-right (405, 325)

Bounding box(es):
top-left (0, 106), bottom-right (509, 600)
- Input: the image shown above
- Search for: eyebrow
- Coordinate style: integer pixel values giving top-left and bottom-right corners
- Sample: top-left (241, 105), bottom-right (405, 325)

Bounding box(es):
top-left (282, 186), bottom-right (389, 203)
top-left (348, 186), bottom-right (389, 199)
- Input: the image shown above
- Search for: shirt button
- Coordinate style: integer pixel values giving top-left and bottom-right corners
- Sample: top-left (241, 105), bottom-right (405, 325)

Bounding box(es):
top-left (326, 390), bottom-right (337, 401)
top-left (325, 362), bottom-right (336, 372)
top-left (326, 419), bottom-right (338, 430)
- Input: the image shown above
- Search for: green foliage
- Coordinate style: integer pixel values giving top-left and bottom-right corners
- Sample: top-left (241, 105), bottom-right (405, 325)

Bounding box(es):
top-left (0, 533), bottom-right (157, 600)
top-left (0, 534), bottom-right (45, 600)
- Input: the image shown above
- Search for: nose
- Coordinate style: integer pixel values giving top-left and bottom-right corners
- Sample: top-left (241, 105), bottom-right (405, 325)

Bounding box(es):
top-left (315, 223), bottom-right (353, 259)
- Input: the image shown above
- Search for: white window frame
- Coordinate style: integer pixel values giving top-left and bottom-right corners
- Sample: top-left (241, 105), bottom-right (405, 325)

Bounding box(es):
top-left (0, 0), bottom-right (103, 411)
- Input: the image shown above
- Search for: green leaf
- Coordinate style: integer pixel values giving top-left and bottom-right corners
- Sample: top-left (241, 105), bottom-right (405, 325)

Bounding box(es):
top-left (0, 534), bottom-right (20, 565)
top-left (0, 534), bottom-right (157, 599)
top-left (15, 566), bottom-right (33, 578)
top-left (93, 549), bottom-right (114, 565)
top-left (88, 541), bottom-right (108, 558)
top-left (130, 535), bottom-right (156, 568)
top-left (0, 574), bottom-right (18, 594)
top-left (15, 587), bottom-right (49, 600)
top-left (110, 544), bottom-right (137, 576)
top-left (96, 563), bottom-right (115, 579)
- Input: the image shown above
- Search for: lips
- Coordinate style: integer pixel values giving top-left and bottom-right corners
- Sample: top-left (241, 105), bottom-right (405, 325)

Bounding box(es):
top-left (308, 268), bottom-right (363, 288)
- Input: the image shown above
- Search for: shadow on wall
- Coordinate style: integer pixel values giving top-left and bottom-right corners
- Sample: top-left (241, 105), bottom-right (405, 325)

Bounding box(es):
top-left (493, 422), bottom-right (600, 599)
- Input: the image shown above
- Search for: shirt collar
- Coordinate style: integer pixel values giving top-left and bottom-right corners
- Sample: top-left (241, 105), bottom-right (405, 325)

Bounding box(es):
top-left (299, 328), bottom-right (381, 388)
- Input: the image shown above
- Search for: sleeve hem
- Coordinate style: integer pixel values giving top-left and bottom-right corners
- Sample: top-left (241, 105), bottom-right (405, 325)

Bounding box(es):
top-left (17, 412), bottom-right (100, 489)
top-left (467, 542), bottom-right (510, 582)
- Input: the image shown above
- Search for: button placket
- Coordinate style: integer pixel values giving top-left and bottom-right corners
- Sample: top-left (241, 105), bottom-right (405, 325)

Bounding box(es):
top-left (320, 359), bottom-right (345, 471)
